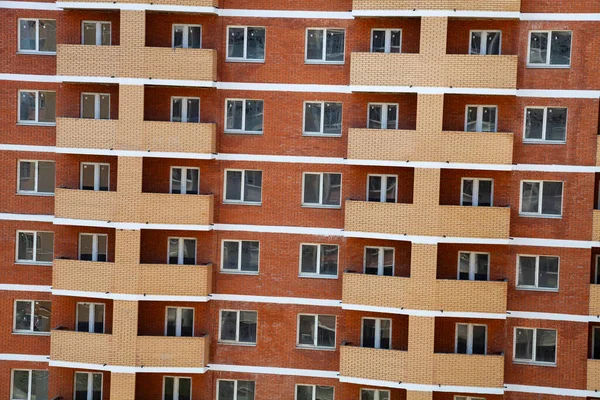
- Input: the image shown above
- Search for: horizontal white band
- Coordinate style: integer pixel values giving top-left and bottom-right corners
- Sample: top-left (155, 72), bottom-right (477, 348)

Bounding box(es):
top-left (0, 1), bottom-right (60, 10)
top-left (504, 384), bottom-right (597, 397)
top-left (209, 364), bottom-right (339, 378)
top-left (52, 217), bottom-right (212, 231)
top-left (0, 284), bottom-right (52, 293)
top-left (0, 353), bottom-right (49, 362)
top-left (339, 376), bottom-right (504, 394)
top-left (210, 294), bottom-right (341, 307)
top-left (57, 1), bottom-right (216, 13)
top-left (52, 289), bottom-right (210, 302)
top-left (342, 303), bottom-right (507, 319)
top-left (49, 360), bottom-right (208, 373)
top-left (213, 223), bottom-right (343, 236)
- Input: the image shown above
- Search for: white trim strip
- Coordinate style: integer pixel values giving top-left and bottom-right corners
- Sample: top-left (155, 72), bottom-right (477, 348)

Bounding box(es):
top-left (57, 1), bottom-right (216, 13)
top-left (351, 86), bottom-right (516, 96)
top-left (0, 353), bottom-right (49, 363)
top-left (218, 82), bottom-right (350, 93)
top-left (213, 223), bottom-right (343, 236)
top-left (217, 153), bottom-right (346, 165)
top-left (208, 364), bottom-right (339, 378)
top-left (342, 303), bottom-right (507, 319)
top-left (49, 360), bottom-right (208, 373)
top-left (218, 9), bottom-right (352, 19)
top-left (0, 212), bottom-right (54, 223)
top-left (352, 9), bottom-right (518, 19)
top-left (55, 146), bottom-right (215, 159)
top-left (339, 376), bottom-right (504, 394)
top-left (508, 310), bottom-right (590, 323)
top-left (0, 1), bottom-right (60, 9)
top-left (51, 289), bottom-right (210, 302)
top-left (210, 294), bottom-right (341, 307)
top-left (0, 73), bottom-right (59, 83)
top-left (520, 13), bottom-right (600, 21)
top-left (0, 284), bottom-right (52, 293)
top-left (516, 89), bottom-right (600, 99)
top-left (504, 384), bottom-right (597, 397)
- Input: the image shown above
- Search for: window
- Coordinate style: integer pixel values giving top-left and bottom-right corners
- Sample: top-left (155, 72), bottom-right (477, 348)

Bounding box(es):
top-left (367, 175), bottom-right (397, 203)
top-left (593, 327), bottom-right (600, 360)
top-left (595, 255), bottom-right (600, 285)
top-left (297, 314), bottom-right (336, 349)
top-left (18, 90), bottom-right (56, 124)
top-left (74, 372), bottom-right (102, 400)
top-left (300, 244), bottom-right (338, 277)
top-left (361, 389), bottom-right (390, 400)
top-left (367, 103), bottom-right (398, 130)
top-left (517, 255), bottom-right (559, 290)
top-left (164, 376), bottom-right (191, 400)
top-left (221, 240), bottom-right (259, 273)
top-left (470, 30), bottom-right (501, 55)
top-left (14, 300), bottom-right (51, 333)
top-left (296, 385), bottom-right (335, 400)
top-left (456, 323), bottom-right (486, 355)
top-left (227, 26), bottom-right (265, 61)
top-left (17, 160), bottom-right (55, 195)
top-left (18, 19), bottom-right (56, 53)
top-left (16, 231), bottom-right (54, 264)
top-left (524, 107), bottom-right (567, 142)
top-left (168, 238), bottom-right (196, 265)
top-left (219, 310), bottom-right (258, 344)
top-left (364, 247), bottom-right (394, 276)
top-left (79, 233), bottom-right (107, 262)
top-left (362, 317), bottom-right (391, 349)
top-left (225, 99), bottom-right (263, 133)
top-left (165, 307), bottom-right (194, 337)
top-left (465, 106), bottom-right (497, 132)
top-left (173, 24), bottom-right (201, 48)
top-left (461, 178), bottom-right (492, 207)
top-left (11, 370), bottom-right (49, 400)
top-left (80, 163), bottom-right (109, 191)
top-left (171, 167), bottom-right (199, 194)
top-left (302, 172), bottom-right (342, 207)
top-left (458, 252), bottom-right (489, 281)
top-left (217, 380), bottom-right (255, 400)
top-left (303, 101), bottom-right (342, 136)
top-left (371, 29), bottom-right (401, 53)
top-left (82, 21), bottom-right (111, 46)
top-left (528, 31), bottom-right (572, 66)
top-left (224, 170), bottom-right (262, 204)
top-left (514, 327), bottom-right (557, 364)
top-left (454, 397), bottom-right (485, 400)
top-left (520, 181), bottom-right (563, 216)
top-left (306, 28), bottom-right (345, 63)
top-left (76, 302), bottom-right (105, 333)
top-left (171, 97), bottom-right (200, 123)
top-left (81, 93), bottom-right (110, 119)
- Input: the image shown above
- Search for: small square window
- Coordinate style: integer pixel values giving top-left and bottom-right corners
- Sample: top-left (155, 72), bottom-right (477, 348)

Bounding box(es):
top-left (16, 231), bottom-right (54, 264)
top-left (221, 240), bottom-right (259, 273)
top-left (217, 380), bottom-right (255, 400)
top-left (18, 19), bottom-right (56, 53)
top-left (14, 300), bottom-right (51, 333)
top-left (18, 160), bottom-right (55, 195)
top-left (227, 26), bottom-right (265, 61)
top-left (304, 101), bottom-right (342, 136)
top-left (82, 21), bottom-right (111, 46)
top-left (18, 90), bottom-right (56, 124)
top-left (302, 172), bottom-right (342, 208)
top-left (371, 29), bottom-right (401, 53)
top-left (524, 107), bottom-right (567, 142)
top-left (465, 105), bottom-right (497, 132)
top-left (520, 180), bottom-right (563, 217)
top-left (219, 309), bottom-right (258, 344)
top-left (470, 31), bottom-right (501, 55)
top-left (528, 31), bottom-right (572, 67)
top-left (514, 327), bottom-right (557, 364)
top-left (297, 314), bottom-right (336, 349)
top-left (225, 99), bottom-right (263, 133)
top-left (224, 170), bottom-right (263, 204)
top-left (173, 24), bottom-right (201, 49)
top-left (299, 244), bottom-right (338, 277)
top-left (306, 28), bottom-right (345, 63)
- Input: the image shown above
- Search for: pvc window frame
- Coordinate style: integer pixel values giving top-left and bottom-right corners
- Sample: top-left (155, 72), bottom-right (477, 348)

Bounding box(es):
top-left (468, 30), bottom-right (502, 55)
top-left (363, 246), bottom-right (395, 276)
top-left (225, 25), bottom-right (266, 62)
top-left (455, 323), bottom-right (487, 355)
top-left (16, 159), bottom-right (55, 196)
top-left (304, 27), bottom-right (346, 64)
top-left (224, 98), bottom-right (264, 134)
top-left (17, 18), bottom-right (56, 54)
top-left (163, 376), bottom-right (192, 400)
top-left (457, 251), bottom-right (490, 281)
top-left (216, 380), bottom-right (255, 400)
top-left (519, 180), bottom-right (563, 217)
top-left (164, 306), bottom-right (195, 337)
top-left (513, 327), bottom-right (557, 365)
top-left (223, 169), bottom-right (263, 205)
top-left (171, 23), bottom-right (202, 49)
top-left (220, 239), bottom-right (260, 274)
top-left (167, 237), bottom-right (197, 265)
top-left (370, 28), bottom-right (402, 53)
top-left (302, 101), bottom-right (343, 137)
top-left (80, 162), bottom-right (110, 191)
top-left (454, 396), bottom-right (486, 400)
top-left (298, 243), bottom-right (339, 278)
top-left (17, 90), bottom-right (56, 126)
top-left (80, 93), bottom-right (110, 120)
top-left (516, 254), bottom-right (560, 291)
top-left (526, 30), bottom-right (572, 68)
top-left (294, 384), bottom-right (335, 400)
top-left (15, 230), bottom-right (54, 265)
top-left (360, 317), bottom-right (392, 349)
top-left (169, 166), bottom-right (200, 195)
top-left (171, 96), bottom-right (200, 123)
top-left (367, 102), bottom-right (399, 130)
top-left (75, 302), bottom-right (105, 333)
top-left (13, 299), bottom-right (51, 334)
top-left (367, 174), bottom-right (398, 203)
top-left (523, 106), bottom-right (568, 144)
top-left (218, 309), bottom-right (258, 345)
top-left (460, 177), bottom-right (493, 207)
top-left (10, 369), bottom-right (49, 400)
top-left (301, 172), bottom-right (342, 208)
top-left (464, 105), bottom-right (498, 132)
top-left (73, 371), bottom-right (102, 400)
top-left (296, 313), bottom-right (336, 349)
top-left (81, 21), bottom-right (111, 46)
top-left (78, 233), bottom-right (108, 262)
top-left (361, 389), bottom-right (391, 400)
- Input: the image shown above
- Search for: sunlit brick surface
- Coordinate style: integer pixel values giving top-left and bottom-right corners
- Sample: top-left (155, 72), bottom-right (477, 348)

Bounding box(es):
top-left (352, 0), bottom-right (521, 11)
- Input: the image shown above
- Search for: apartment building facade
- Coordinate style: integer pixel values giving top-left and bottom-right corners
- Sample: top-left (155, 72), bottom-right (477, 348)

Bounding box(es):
top-left (1, 0), bottom-right (600, 399)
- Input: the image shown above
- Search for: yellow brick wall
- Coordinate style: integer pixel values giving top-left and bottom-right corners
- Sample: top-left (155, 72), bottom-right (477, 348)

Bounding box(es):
top-left (110, 373), bottom-right (136, 400)
top-left (339, 346), bottom-right (407, 382)
top-left (588, 359), bottom-right (600, 390)
top-left (112, 300), bottom-right (139, 366)
top-left (406, 316), bottom-right (435, 384)
top-left (138, 264), bottom-right (212, 297)
top-left (590, 284), bottom-right (600, 316)
top-left (136, 336), bottom-right (209, 368)
top-left (352, 0), bottom-right (521, 12)
top-left (593, 210), bottom-right (600, 241)
top-left (51, 330), bottom-right (112, 365)
top-left (433, 353), bottom-right (505, 387)
top-left (406, 392), bottom-right (433, 400)
top-left (435, 280), bottom-right (507, 314)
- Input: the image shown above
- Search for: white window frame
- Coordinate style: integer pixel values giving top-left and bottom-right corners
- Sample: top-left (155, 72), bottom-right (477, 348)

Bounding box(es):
top-left (17, 160), bottom-right (55, 196)
top-left (80, 93), bottom-right (110, 119)
top-left (361, 317), bottom-right (392, 349)
top-left (298, 243), bottom-right (339, 278)
top-left (81, 21), bottom-right (111, 45)
top-left (223, 169), bottom-right (262, 205)
top-left (305, 28), bottom-right (346, 64)
top-left (363, 246), bottom-right (395, 276)
top-left (302, 101), bottom-right (343, 137)
top-left (13, 300), bottom-right (51, 334)
top-left (464, 105), bottom-right (498, 132)
top-left (367, 103), bottom-right (399, 130)
top-left (519, 180), bottom-right (563, 217)
top-left (218, 309), bottom-right (258, 345)
top-left (224, 98), bottom-right (263, 134)
top-left (523, 106), bottom-right (568, 143)
top-left (295, 384), bottom-right (335, 400)
top-left (455, 323), bottom-right (487, 355)
top-left (301, 172), bottom-right (342, 208)
top-left (526, 30), bottom-right (572, 68)
top-left (296, 314), bottom-right (336, 349)
top-left (171, 24), bottom-right (201, 48)
top-left (454, 397), bottom-right (486, 400)
top-left (457, 251), bottom-right (490, 281)
top-left (226, 26), bottom-right (266, 62)
top-left (367, 174), bottom-right (398, 203)
top-left (370, 28), bottom-right (402, 53)
top-left (460, 178), bottom-right (493, 207)
top-left (17, 18), bottom-right (56, 54)
top-left (164, 306), bottom-right (195, 336)
top-left (513, 327), bottom-right (557, 365)
top-left (167, 237), bottom-right (197, 265)
top-left (171, 96), bottom-right (200, 123)
top-left (516, 254), bottom-right (560, 291)
top-left (170, 166), bottom-right (200, 194)
top-left (10, 369), bottom-right (49, 400)
top-left (163, 376), bottom-right (192, 400)
top-left (17, 90), bottom-right (56, 125)
top-left (80, 162), bottom-right (110, 191)
top-left (74, 371), bottom-right (102, 400)
top-left (15, 230), bottom-right (53, 265)
top-left (216, 380), bottom-right (255, 400)
top-left (75, 302), bottom-right (105, 333)
top-left (361, 389), bottom-right (391, 400)
top-left (78, 233), bottom-right (108, 262)
top-left (220, 239), bottom-right (260, 274)
top-left (468, 30), bottom-right (502, 55)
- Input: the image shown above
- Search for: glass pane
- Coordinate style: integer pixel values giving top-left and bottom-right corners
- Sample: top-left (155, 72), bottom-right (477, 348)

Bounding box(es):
top-left (525, 108), bottom-right (544, 140)
top-left (172, 98), bottom-right (182, 122)
top-left (364, 247), bottom-right (379, 275)
top-left (518, 256), bottom-right (536, 286)
top-left (317, 315), bottom-right (336, 347)
top-left (481, 107), bottom-right (496, 132)
top-left (82, 94), bottom-right (96, 118)
top-left (237, 381), bottom-right (255, 400)
top-left (470, 31), bottom-right (482, 55)
top-left (15, 301), bottom-right (32, 331)
top-left (223, 241), bottom-right (240, 270)
top-left (94, 304), bottom-right (105, 333)
top-left (20, 20), bottom-right (37, 50)
top-left (225, 171), bottom-right (242, 201)
top-left (168, 238), bottom-right (179, 264)
top-left (77, 303), bottom-right (90, 332)
top-left (550, 31), bottom-right (571, 65)
top-left (227, 27), bottom-right (245, 58)
top-left (545, 107), bottom-right (567, 141)
top-left (304, 102), bottom-right (322, 133)
top-left (245, 100), bottom-right (263, 132)
top-left (12, 370), bottom-right (29, 400)
top-left (303, 174), bottom-right (320, 204)
top-left (164, 377), bottom-right (174, 400)
top-left (521, 181), bottom-right (540, 213)
top-left (323, 102), bottom-right (342, 134)
top-left (180, 308), bottom-right (194, 337)
top-left (325, 29), bottom-right (345, 62)
top-left (380, 391), bottom-right (390, 400)
top-left (243, 171), bottom-right (262, 203)
top-left (188, 26), bottom-right (201, 49)
top-left (299, 315), bottom-right (315, 345)
top-left (386, 105), bottom-right (397, 129)
top-left (462, 179), bottom-right (473, 206)
top-left (320, 245), bottom-right (338, 276)
top-left (458, 252), bottom-right (470, 280)
top-left (368, 104), bottom-right (382, 129)
top-left (380, 319), bottom-right (391, 349)
top-left (99, 165), bottom-right (109, 192)
top-left (171, 168), bottom-right (182, 194)
top-left (301, 245), bottom-right (318, 274)
top-left (226, 100), bottom-right (243, 130)
top-left (179, 377), bottom-right (191, 400)
top-left (472, 325), bottom-right (486, 354)
top-left (38, 20), bottom-right (56, 52)
top-left (18, 232), bottom-right (34, 261)
top-left (371, 30), bottom-right (385, 53)
top-left (166, 307), bottom-right (177, 336)
top-left (535, 329), bottom-right (556, 362)
top-left (390, 30), bottom-right (401, 53)
top-left (101, 23), bottom-right (111, 45)
top-left (38, 91), bottom-right (56, 123)
top-left (32, 370), bottom-right (49, 400)
top-left (316, 386), bottom-right (334, 400)
top-left (487, 31), bottom-right (501, 55)
top-left (75, 373), bottom-right (88, 400)
top-left (187, 99), bottom-right (200, 123)
top-left (218, 381), bottom-right (235, 400)
top-left (529, 32), bottom-right (548, 64)
top-left (241, 241), bottom-right (259, 272)
top-left (37, 161), bottom-right (54, 193)
top-left (80, 234), bottom-right (93, 261)
top-left (98, 95), bottom-right (110, 119)
top-left (81, 164), bottom-right (95, 190)
top-left (306, 29), bottom-right (324, 60)
top-left (246, 27), bottom-right (265, 60)
top-left (220, 311), bottom-right (237, 341)
top-left (186, 169), bottom-right (199, 195)
top-left (466, 107), bottom-right (477, 132)
top-left (183, 239), bottom-right (196, 265)
top-left (538, 256), bottom-right (559, 289)
top-left (478, 180), bottom-right (493, 207)
top-left (383, 249), bottom-right (394, 276)
top-left (173, 25), bottom-right (184, 48)
top-left (475, 253), bottom-right (489, 281)
top-left (456, 324), bottom-right (468, 354)
top-left (20, 91), bottom-right (36, 121)
top-left (92, 374), bottom-right (102, 400)
top-left (385, 176), bottom-right (396, 203)
top-left (541, 182), bottom-right (562, 215)
top-left (239, 311), bottom-right (257, 343)
top-left (296, 385), bottom-right (313, 400)
top-left (322, 173), bottom-right (341, 206)
top-left (593, 328), bottom-right (600, 359)
top-left (19, 161), bottom-right (35, 191)
top-left (36, 232), bottom-right (53, 262)
top-left (361, 390), bottom-right (375, 400)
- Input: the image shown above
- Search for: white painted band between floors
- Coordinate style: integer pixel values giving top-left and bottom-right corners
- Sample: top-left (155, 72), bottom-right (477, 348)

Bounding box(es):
top-left (49, 360), bottom-right (209, 374)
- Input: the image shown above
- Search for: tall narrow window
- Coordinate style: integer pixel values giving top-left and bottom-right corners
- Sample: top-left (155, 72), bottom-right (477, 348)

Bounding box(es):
top-left (171, 97), bottom-right (200, 123)
top-left (593, 327), bottom-right (600, 360)
top-left (461, 178), bottom-right (492, 207)
top-left (465, 106), bottom-right (497, 132)
top-left (79, 233), bottom-right (107, 262)
top-left (368, 103), bottom-right (398, 130)
top-left (170, 167), bottom-right (199, 195)
top-left (14, 300), bottom-right (51, 333)
top-left (371, 29), bottom-right (401, 53)
top-left (304, 101), bottom-right (342, 136)
top-left (302, 172), bottom-right (342, 207)
top-left (362, 318), bottom-right (391, 349)
top-left (81, 93), bottom-right (110, 119)
top-left (595, 255), bottom-right (600, 285)
top-left (16, 231), bottom-right (54, 264)
top-left (225, 99), bottom-right (263, 133)
top-left (514, 327), bottom-right (557, 364)
top-left (361, 389), bottom-right (390, 400)
top-left (80, 163), bottom-right (109, 191)
top-left (217, 380), bottom-right (255, 400)
top-left (456, 323), bottom-right (487, 355)
top-left (517, 255), bottom-right (559, 290)
top-left (76, 302), bottom-right (105, 333)
top-left (227, 26), bottom-right (265, 61)
top-left (168, 238), bottom-right (196, 265)
top-left (367, 175), bottom-right (397, 203)
top-left (470, 31), bottom-right (501, 55)
top-left (528, 31), bottom-right (572, 66)
top-left (82, 21), bottom-right (111, 46)
top-left (19, 90), bottom-right (56, 124)
top-left (11, 370), bottom-right (49, 400)
top-left (300, 244), bottom-right (338, 277)
top-left (74, 372), bottom-right (102, 400)
top-left (18, 160), bottom-right (55, 195)
top-left (306, 28), bottom-right (345, 63)
top-left (224, 170), bottom-right (263, 204)
top-left (172, 24), bottom-right (201, 48)
top-left (18, 19), bottom-right (56, 53)
top-left (221, 240), bottom-right (260, 273)
top-left (364, 247), bottom-right (394, 276)
top-left (297, 314), bottom-right (336, 349)
top-left (164, 377), bottom-right (191, 400)
top-left (165, 307), bottom-right (194, 337)
top-left (458, 252), bottom-right (489, 281)
top-left (524, 107), bottom-right (567, 142)
top-left (296, 385), bottom-right (335, 400)
top-left (520, 181), bottom-right (563, 216)
top-left (219, 310), bottom-right (258, 344)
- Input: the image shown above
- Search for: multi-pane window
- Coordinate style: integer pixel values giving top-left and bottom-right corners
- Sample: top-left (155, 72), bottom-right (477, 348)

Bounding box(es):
top-left (164, 376), bottom-right (192, 400)
top-left (82, 21), bottom-right (111, 45)
top-left (520, 181), bottom-right (563, 216)
top-left (18, 19), bottom-right (56, 53)
top-left (74, 372), bottom-right (102, 400)
top-left (79, 233), bottom-right (107, 262)
top-left (458, 252), bottom-right (489, 281)
top-left (465, 106), bottom-right (497, 132)
top-left (367, 175), bottom-right (397, 203)
top-left (524, 107), bottom-right (567, 142)
top-left (19, 90), bottom-right (56, 124)
top-left (593, 327), bottom-right (600, 359)
top-left (224, 170), bottom-right (263, 204)
top-left (364, 247), bottom-right (394, 276)
top-left (219, 310), bottom-right (258, 344)
top-left (225, 99), bottom-right (264, 133)
top-left (222, 240), bottom-right (260, 273)
top-left (361, 389), bottom-right (390, 400)
top-left (300, 244), bottom-right (338, 277)
top-left (14, 300), bottom-right (51, 333)
top-left (81, 163), bottom-right (109, 191)
top-left (461, 178), bottom-right (492, 207)
top-left (16, 231), bottom-right (54, 264)
top-left (81, 93), bottom-right (110, 119)
top-left (367, 103), bottom-right (398, 130)
top-left (217, 380), bottom-right (255, 400)
top-left (514, 327), bottom-right (557, 364)
top-left (171, 97), bottom-right (200, 123)
top-left (165, 307), bottom-right (194, 337)
top-left (297, 314), bottom-right (336, 349)
top-left (528, 31), bottom-right (572, 66)
top-left (296, 385), bottom-right (335, 400)
top-left (168, 238), bottom-right (196, 265)
top-left (227, 26), bottom-right (265, 61)
top-left (171, 167), bottom-right (199, 195)
top-left (302, 172), bottom-right (342, 207)
top-left (362, 317), bottom-right (391, 349)
top-left (11, 370), bottom-right (49, 400)
top-left (17, 160), bottom-right (55, 195)
top-left (304, 101), bottom-right (342, 136)
top-left (456, 323), bottom-right (486, 355)
top-left (517, 255), bottom-right (559, 290)
top-left (306, 28), bottom-right (345, 63)
top-left (76, 302), bottom-right (105, 333)
top-left (470, 30), bottom-right (501, 55)
top-left (371, 29), bottom-right (401, 53)
top-left (172, 24), bottom-right (201, 48)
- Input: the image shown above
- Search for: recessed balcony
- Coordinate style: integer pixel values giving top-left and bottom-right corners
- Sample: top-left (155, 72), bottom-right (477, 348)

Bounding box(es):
top-left (352, 0), bottom-right (521, 12)
top-left (340, 345), bottom-right (407, 382)
top-left (342, 272), bottom-right (411, 308)
top-left (433, 353), bottom-right (504, 387)
top-left (590, 285), bottom-right (600, 316)
top-left (593, 210), bottom-right (600, 241)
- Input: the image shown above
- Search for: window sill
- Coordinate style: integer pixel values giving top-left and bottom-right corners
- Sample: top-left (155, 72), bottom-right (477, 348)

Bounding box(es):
top-left (224, 130), bottom-right (264, 135)
top-left (16, 192), bottom-right (55, 197)
top-left (513, 360), bottom-right (556, 367)
top-left (526, 64), bottom-right (570, 69)
top-left (522, 140), bottom-right (566, 145)
top-left (301, 204), bottom-right (342, 210)
top-left (304, 60), bottom-right (345, 65)
top-left (16, 51), bottom-right (56, 56)
top-left (222, 201), bottom-right (262, 206)
top-left (298, 274), bottom-right (338, 280)
top-left (225, 58), bottom-right (265, 63)
top-left (220, 270), bottom-right (259, 275)
top-left (12, 331), bottom-right (51, 336)
top-left (296, 345), bottom-right (336, 351)
top-left (17, 122), bottom-right (56, 127)
top-left (218, 341), bottom-right (257, 347)
top-left (518, 213), bottom-right (562, 219)
top-left (515, 286), bottom-right (559, 292)
top-left (302, 133), bottom-right (342, 138)
top-left (15, 261), bottom-right (53, 266)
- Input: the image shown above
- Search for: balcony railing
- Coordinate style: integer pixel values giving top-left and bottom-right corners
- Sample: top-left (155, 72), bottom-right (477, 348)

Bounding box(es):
top-left (590, 285), bottom-right (600, 316)
top-left (340, 345), bottom-right (407, 382)
top-left (342, 272), bottom-right (411, 308)
top-left (435, 279), bottom-right (507, 314)
top-left (433, 353), bottom-right (504, 387)
top-left (593, 210), bottom-right (600, 241)
top-left (352, 0), bottom-right (521, 12)
top-left (588, 359), bottom-right (600, 391)
top-left (51, 330), bottom-right (112, 365)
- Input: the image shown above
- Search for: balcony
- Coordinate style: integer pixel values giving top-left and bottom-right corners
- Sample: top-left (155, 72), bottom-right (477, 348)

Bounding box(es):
top-left (350, 53), bottom-right (518, 89)
top-left (343, 272), bottom-right (412, 308)
top-left (54, 188), bottom-right (118, 222)
top-left (588, 359), bottom-right (600, 391)
top-left (590, 285), bottom-right (600, 316)
top-left (352, 0), bottom-right (521, 12)
top-left (340, 345), bottom-right (407, 382)
top-left (58, 0), bottom-right (217, 6)
top-left (136, 335), bottom-right (209, 368)
top-left (51, 330), bottom-right (112, 365)
top-left (433, 353), bottom-right (504, 387)
top-left (593, 210), bottom-right (600, 241)
top-left (436, 279), bottom-right (507, 314)
top-left (347, 129), bottom-right (514, 165)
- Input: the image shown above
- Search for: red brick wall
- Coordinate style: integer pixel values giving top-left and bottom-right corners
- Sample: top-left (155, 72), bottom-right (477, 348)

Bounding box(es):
top-left (0, 291), bottom-right (51, 356)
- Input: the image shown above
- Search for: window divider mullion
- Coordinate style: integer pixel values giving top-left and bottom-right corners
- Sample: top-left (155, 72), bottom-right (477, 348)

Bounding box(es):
top-left (241, 100), bottom-right (246, 131)
top-left (542, 108), bottom-right (547, 140)
top-left (32, 233), bottom-right (38, 263)
top-left (534, 256), bottom-right (539, 288)
top-left (183, 25), bottom-right (189, 48)
top-left (28, 369), bottom-right (33, 400)
top-left (174, 377), bottom-right (180, 400)
top-left (35, 91), bottom-right (39, 123)
top-left (238, 241), bottom-right (242, 271)
top-left (375, 318), bottom-right (381, 348)
top-left (314, 315), bottom-right (318, 346)
top-left (34, 161), bottom-right (39, 192)
top-left (385, 30), bottom-right (391, 53)
top-left (30, 300), bottom-right (35, 331)
top-left (320, 102), bottom-right (325, 134)
top-left (473, 180), bottom-right (479, 207)
top-left (236, 310), bottom-right (240, 342)
top-left (36, 21), bottom-right (40, 52)
top-left (318, 174), bottom-right (323, 205)
top-left (243, 27), bottom-right (248, 60)
top-left (378, 248), bottom-right (384, 275)
top-left (96, 22), bottom-right (102, 46)
top-left (94, 164), bottom-right (100, 191)
top-left (316, 244), bottom-right (321, 275)
top-left (538, 181), bottom-right (543, 214)
top-left (532, 329), bottom-right (537, 362)
top-left (95, 94), bottom-right (100, 120)
top-left (92, 234), bottom-right (98, 262)
top-left (546, 32), bottom-right (551, 65)
top-left (481, 32), bottom-right (488, 55)
top-left (322, 29), bottom-right (327, 61)
top-left (87, 372), bottom-right (93, 400)
top-left (240, 170), bottom-right (246, 202)
top-left (89, 303), bottom-right (95, 333)
top-left (182, 99), bottom-right (188, 123)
